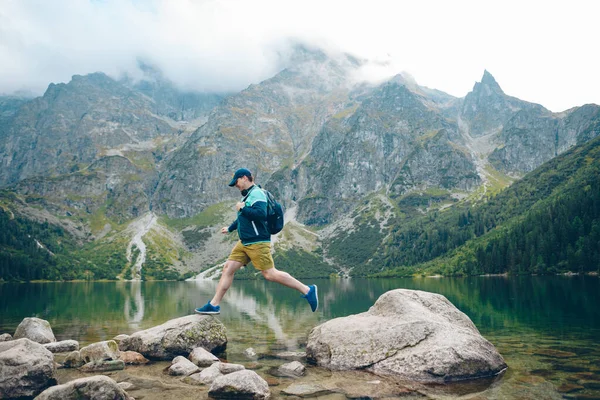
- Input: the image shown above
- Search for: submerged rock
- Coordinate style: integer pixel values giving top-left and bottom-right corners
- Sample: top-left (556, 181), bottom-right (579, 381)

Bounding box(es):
top-left (13, 317), bottom-right (56, 344)
top-left (306, 289), bottom-right (507, 383)
top-left (120, 314), bottom-right (227, 360)
top-left (34, 375), bottom-right (133, 400)
top-left (0, 338), bottom-right (57, 398)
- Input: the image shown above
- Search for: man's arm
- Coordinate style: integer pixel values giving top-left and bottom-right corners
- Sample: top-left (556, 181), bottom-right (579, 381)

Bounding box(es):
top-left (239, 201), bottom-right (267, 221)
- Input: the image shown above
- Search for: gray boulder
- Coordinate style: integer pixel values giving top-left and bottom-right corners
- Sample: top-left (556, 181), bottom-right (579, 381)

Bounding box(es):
top-left (13, 317), bottom-right (56, 344)
top-left (34, 375), bottom-right (132, 400)
top-left (79, 340), bottom-right (120, 363)
top-left (43, 340), bottom-right (79, 353)
top-left (0, 333), bottom-right (12, 342)
top-left (0, 338), bottom-right (57, 398)
top-left (306, 289), bottom-right (507, 383)
top-left (209, 370), bottom-right (270, 399)
top-left (120, 314), bottom-right (227, 360)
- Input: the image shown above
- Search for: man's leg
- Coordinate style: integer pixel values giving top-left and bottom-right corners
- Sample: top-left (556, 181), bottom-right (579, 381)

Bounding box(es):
top-left (262, 267), bottom-right (309, 295)
top-left (211, 259), bottom-right (244, 306)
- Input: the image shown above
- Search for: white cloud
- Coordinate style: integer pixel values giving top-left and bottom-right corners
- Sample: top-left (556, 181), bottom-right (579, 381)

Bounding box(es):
top-left (1, 0), bottom-right (599, 111)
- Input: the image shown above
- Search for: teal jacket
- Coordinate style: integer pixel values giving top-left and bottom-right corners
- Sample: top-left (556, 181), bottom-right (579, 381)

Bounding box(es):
top-left (227, 185), bottom-right (270, 245)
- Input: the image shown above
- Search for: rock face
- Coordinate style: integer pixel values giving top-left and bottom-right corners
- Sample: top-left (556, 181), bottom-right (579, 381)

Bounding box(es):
top-left (306, 289), bottom-right (506, 383)
top-left (13, 317), bottom-right (56, 344)
top-left (119, 315), bottom-right (227, 360)
top-left (34, 375), bottom-right (132, 400)
top-left (0, 338), bottom-right (57, 398)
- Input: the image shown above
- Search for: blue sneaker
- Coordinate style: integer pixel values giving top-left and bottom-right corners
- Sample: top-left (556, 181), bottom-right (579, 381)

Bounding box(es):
top-left (195, 301), bottom-right (220, 315)
top-left (302, 285), bottom-right (318, 312)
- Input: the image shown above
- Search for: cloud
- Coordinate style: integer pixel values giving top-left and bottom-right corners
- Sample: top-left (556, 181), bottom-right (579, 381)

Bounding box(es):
top-left (1, 0), bottom-right (599, 112)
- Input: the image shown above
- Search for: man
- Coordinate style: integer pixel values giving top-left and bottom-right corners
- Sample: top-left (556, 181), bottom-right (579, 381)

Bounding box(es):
top-left (195, 168), bottom-right (318, 314)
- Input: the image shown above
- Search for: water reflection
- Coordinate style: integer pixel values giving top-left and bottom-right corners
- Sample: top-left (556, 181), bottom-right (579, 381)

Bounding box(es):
top-left (122, 281), bottom-right (144, 330)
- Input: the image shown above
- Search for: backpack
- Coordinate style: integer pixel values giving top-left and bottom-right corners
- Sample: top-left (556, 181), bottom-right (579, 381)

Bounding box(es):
top-left (264, 189), bottom-right (285, 234)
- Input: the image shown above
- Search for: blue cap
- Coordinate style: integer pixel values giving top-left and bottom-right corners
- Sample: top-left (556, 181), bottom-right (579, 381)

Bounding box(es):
top-left (228, 168), bottom-right (252, 187)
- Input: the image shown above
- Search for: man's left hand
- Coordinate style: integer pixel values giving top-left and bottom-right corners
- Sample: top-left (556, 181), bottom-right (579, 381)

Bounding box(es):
top-left (235, 202), bottom-right (245, 211)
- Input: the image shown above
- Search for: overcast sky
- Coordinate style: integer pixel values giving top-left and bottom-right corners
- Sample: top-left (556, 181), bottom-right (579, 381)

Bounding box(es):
top-left (1, 0), bottom-right (598, 112)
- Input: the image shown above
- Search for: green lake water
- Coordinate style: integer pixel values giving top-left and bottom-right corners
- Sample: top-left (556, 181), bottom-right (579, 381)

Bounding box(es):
top-left (1, 276), bottom-right (599, 399)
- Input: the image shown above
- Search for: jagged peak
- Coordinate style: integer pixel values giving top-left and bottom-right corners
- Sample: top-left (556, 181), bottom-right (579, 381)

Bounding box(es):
top-left (478, 70), bottom-right (504, 94)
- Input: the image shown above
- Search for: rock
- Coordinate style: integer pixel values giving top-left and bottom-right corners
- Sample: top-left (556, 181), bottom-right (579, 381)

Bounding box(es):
top-left (119, 350), bottom-right (149, 365)
top-left (63, 351), bottom-right (85, 368)
top-left (34, 375), bottom-right (132, 400)
top-left (189, 346), bottom-right (219, 367)
top-left (244, 347), bottom-right (257, 359)
top-left (188, 361), bottom-right (246, 385)
top-left (79, 360), bottom-right (125, 372)
top-left (168, 356), bottom-right (200, 376)
top-left (209, 370), bottom-right (270, 400)
top-left (120, 315), bottom-right (227, 360)
top-left (306, 289), bottom-right (507, 383)
top-left (0, 333), bottom-right (12, 342)
top-left (112, 334), bottom-right (130, 345)
top-left (43, 340), bottom-right (79, 353)
top-left (277, 361), bottom-right (305, 377)
top-left (0, 338), bottom-right (57, 398)
top-left (13, 317), bottom-right (56, 344)
top-left (281, 383), bottom-right (333, 397)
top-left (192, 363), bottom-right (222, 385)
top-left (117, 381), bottom-right (135, 391)
top-left (218, 362), bottom-right (245, 374)
top-left (79, 340), bottom-right (120, 363)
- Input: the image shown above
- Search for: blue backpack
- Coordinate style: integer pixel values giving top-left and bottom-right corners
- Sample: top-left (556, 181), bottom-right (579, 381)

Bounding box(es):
top-left (264, 189), bottom-right (284, 234)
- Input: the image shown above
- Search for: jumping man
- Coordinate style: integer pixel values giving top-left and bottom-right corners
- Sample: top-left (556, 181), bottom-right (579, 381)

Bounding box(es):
top-left (195, 168), bottom-right (318, 314)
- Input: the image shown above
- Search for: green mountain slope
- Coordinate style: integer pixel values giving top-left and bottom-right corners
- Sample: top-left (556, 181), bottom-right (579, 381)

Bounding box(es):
top-left (367, 135), bottom-right (600, 277)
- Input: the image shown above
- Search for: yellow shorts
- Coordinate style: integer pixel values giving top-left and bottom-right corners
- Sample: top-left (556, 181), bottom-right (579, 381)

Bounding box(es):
top-left (228, 241), bottom-right (274, 271)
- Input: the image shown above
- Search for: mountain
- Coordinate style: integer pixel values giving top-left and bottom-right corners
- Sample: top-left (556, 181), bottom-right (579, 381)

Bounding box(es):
top-left (121, 62), bottom-right (227, 122)
top-left (372, 134), bottom-right (600, 277)
top-left (0, 49), bottom-right (599, 282)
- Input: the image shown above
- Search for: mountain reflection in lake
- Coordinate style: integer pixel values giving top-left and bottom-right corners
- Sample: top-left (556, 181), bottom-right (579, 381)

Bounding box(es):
top-left (1, 276), bottom-right (598, 399)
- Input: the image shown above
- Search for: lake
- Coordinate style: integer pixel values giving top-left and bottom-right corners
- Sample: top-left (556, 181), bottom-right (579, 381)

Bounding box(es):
top-left (1, 276), bottom-right (599, 399)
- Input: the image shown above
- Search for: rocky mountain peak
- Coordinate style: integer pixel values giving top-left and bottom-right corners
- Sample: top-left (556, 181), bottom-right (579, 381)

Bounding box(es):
top-left (480, 70), bottom-right (503, 93)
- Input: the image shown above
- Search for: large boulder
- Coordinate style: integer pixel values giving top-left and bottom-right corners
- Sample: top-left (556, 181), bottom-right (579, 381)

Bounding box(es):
top-left (209, 370), bottom-right (270, 399)
top-left (13, 317), bottom-right (56, 344)
top-left (120, 315), bottom-right (227, 360)
top-left (34, 375), bottom-right (132, 400)
top-left (306, 289), bottom-right (507, 383)
top-left (0, 338), bottom-right (57, 398)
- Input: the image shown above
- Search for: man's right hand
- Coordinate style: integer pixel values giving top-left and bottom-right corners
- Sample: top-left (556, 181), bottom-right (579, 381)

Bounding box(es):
top-left (221, 227), bottom-right (229, 234)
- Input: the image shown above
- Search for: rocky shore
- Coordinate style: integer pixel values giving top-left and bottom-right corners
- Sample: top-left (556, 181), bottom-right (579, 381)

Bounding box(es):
top-left (0, 289), bottom-right (509, 399)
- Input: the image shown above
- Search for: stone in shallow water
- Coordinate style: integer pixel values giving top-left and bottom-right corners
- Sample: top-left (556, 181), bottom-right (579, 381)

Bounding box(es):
top-left (307, 289), bottom-right (507, 383)
top-left (281, 383), bottom-right (333, 397)
top-left (534, 348), bottom-right (577, 358)
top-left (209, 370), bottom-right (270, 399)
top-left (13, 317), bottom-right (56, 344)
top-left (43, 340), bottom-right (79, 353)
top-left (0, 338), bottom-right (57, 398)
top-left (557, 383), bottom-right (585, 393)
